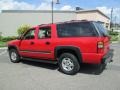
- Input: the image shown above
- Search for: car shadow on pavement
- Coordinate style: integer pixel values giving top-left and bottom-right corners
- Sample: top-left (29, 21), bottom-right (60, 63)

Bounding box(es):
top-left (79, 64), bottom-right (105, 75)
top-left (21, 60), bottom-right (58, 70)
top-left (21, 60), bottom-right (105, 75)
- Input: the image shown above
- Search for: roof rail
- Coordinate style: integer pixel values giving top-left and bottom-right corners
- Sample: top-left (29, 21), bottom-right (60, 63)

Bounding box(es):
top-left (39, 24), bottom-right (46, 26)
top-left (80, 19), bottom-right (88, 21)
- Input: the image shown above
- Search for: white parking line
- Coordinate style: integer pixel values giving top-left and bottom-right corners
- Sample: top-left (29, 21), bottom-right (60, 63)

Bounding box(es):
top-left (0, 50), bottom-right (7, 56)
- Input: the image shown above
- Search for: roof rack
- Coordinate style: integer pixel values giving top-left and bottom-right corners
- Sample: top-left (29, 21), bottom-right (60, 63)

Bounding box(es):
top-left (57, 20), bottom-right (89, 24)
top-left (38, 20), bottom-right (90, 26)
top-left (39, 24), bottom-right (46, 26)
top-left (80, 19), bottom-right (88, 21)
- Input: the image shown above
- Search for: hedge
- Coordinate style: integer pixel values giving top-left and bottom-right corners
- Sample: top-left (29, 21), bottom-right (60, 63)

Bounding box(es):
top-left (0, 36), bottom-right (17, 42)
top-left (108, 31), bottom-right (119, 36)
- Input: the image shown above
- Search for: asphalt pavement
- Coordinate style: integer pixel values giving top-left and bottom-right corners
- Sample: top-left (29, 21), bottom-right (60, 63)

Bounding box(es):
top-left (0, 43), bottom-right (120, 90)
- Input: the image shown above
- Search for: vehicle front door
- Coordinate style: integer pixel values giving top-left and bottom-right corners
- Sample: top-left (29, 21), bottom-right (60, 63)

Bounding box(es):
top-left (19, 28), bottom-right (36, 58)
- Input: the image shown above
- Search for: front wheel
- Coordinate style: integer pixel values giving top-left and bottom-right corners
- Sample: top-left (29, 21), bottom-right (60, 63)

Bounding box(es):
top-left (58, 53), bottom-right (80, 75)
top-left (9, 49), bottom-right (21, 63)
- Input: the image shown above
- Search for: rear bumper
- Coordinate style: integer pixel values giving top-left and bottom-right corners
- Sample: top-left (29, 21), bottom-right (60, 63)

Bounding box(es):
top-left (102, 49), bottom-right (114, 64)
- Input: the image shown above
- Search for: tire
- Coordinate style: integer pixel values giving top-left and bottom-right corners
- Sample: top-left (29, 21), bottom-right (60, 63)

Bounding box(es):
top-left (9, 49), bottom-right (21, 63)
top-left (58, 53), bottom-right (80, 75)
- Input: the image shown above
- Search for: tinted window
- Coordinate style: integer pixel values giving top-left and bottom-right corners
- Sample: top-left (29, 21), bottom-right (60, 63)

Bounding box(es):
top-left (57, 22), bottom-right (96, 37)
top-left (24, 29), bottom-right (35, 39)
top-left (94, 22), bottom-right (108, 36)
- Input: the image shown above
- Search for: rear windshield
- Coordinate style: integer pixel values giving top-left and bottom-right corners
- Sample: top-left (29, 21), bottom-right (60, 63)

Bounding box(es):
top-left (94, 22), bottom-right (109, 36)
top-left (57, 22), bottom-right (97, 37)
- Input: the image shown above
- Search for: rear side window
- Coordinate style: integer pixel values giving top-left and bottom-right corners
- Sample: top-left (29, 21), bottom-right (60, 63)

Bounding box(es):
top-left (57, 22), bottom-right (97, 37)
top-left (38, 27), bottom-right (51, 39)
top-left (94, 22), bottom-right (108, 36)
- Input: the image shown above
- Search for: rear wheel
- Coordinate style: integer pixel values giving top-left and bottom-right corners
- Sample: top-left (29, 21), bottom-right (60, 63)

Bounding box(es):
top-left (58, 53), bottom-right (80, 75)
top-left (9, 49), bottom-right (21, 63)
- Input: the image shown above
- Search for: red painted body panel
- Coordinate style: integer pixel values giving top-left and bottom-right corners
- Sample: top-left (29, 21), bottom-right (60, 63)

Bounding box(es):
top-left (8, 23), bottom-right (110, 64)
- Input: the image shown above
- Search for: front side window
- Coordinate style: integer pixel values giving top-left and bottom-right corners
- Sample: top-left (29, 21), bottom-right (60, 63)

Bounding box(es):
top-left (23, 29), bottom-right (35, 39)
top-left (57, 22), bottom-right (96, 37)
top-left (38, 27), bottom-right (51, 39)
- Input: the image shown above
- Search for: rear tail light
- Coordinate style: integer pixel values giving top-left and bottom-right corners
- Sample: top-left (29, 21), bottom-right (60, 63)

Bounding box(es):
top-left (97, 41), bottom-right (104, 53)
top-left (98, 41), bottom-right (104, 49)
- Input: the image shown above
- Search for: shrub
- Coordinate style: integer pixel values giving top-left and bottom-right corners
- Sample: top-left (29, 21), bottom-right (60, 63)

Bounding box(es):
top-left (17, 25), bottom-right (31, 36)
top-left (0, 32), bottom-right (2, 41)
top-left (108, 31), bottom-right (119, 42)
top-left (110, 35), bottom-right (119, 41)
top-left (1, 36), bottom-right (17, 42)
top-left (0, 36), bottom-right (2, 41)
top-left (108, 31), bottom-right (119, 36)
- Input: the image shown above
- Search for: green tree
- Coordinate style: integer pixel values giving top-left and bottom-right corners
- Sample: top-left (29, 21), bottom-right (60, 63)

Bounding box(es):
top-left (17, 25), bottom-right (31, 36)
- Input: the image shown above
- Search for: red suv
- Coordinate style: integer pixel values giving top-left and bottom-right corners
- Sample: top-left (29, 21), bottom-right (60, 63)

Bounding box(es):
top-left (8, 20), bottom-right (113, 75)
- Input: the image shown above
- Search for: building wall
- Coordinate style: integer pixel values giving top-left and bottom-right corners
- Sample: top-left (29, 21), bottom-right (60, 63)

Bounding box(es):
top-left (95, 12), bottom-right (110, 30)
top-left (0, 10), bottom-right (110, 36)
top-left (76, 12), bottom-right (98, 21)
top-left (76, 11), bottom-right (110, 30)
top-left (0, 11), bottom-right (76, 36)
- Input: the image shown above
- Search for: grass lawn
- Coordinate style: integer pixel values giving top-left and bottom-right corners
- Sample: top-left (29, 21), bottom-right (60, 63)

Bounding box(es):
top-left (0, 41), bottom-right (7, 47)
top-left (110, 32), bottom-right (120, 42)
top-left (110, 35), bottom-right (119, 41)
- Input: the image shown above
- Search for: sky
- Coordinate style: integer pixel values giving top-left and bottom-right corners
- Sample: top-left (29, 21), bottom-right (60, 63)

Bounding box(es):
top-left (0, 0), bottom-right (120, 23)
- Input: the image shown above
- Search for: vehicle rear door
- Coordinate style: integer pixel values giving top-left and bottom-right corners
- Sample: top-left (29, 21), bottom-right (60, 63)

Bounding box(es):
top-left (27, 25), bottom-right (54, 60)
